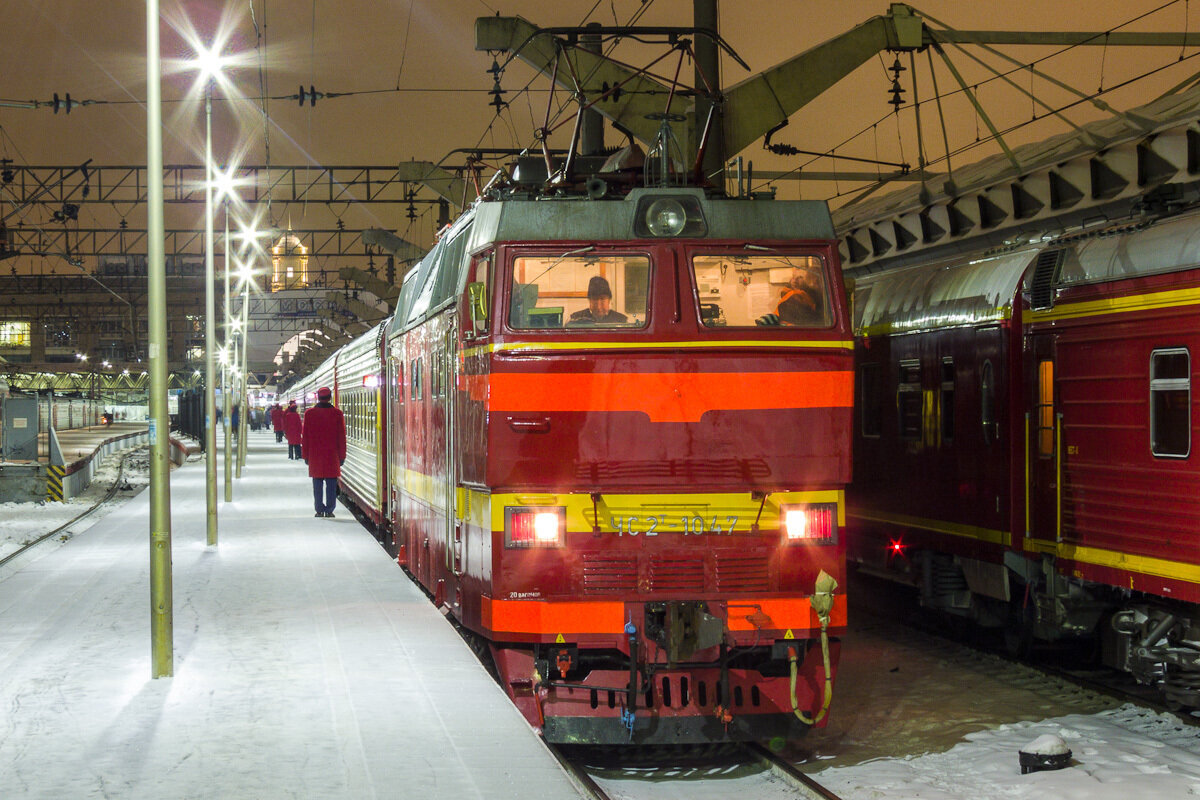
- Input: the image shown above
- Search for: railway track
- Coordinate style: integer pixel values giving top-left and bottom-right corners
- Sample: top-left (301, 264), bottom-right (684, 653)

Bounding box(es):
top-left (740, 743), bottom-right (846, 800)
top-left (547, 743), bottom-right (846, 800)
top-left (0, 448), bottom-right (137, 570)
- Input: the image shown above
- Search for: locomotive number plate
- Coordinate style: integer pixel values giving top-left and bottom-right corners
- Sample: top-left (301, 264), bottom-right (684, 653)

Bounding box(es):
top-left (611, 515), bottom-right (739, 536)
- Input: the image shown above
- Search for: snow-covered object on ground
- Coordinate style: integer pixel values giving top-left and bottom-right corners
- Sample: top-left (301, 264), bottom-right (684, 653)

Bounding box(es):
top-left (1022, 733), bottom-right (1071, 756)
top-left (1018, 732), bottom-right (1072, 773)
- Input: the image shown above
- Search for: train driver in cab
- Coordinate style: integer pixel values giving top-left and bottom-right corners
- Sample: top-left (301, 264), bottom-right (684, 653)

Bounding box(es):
top-left (568, 275), bottom-right (628, 325)
top-left (775, 265), bottom-right (825, 326)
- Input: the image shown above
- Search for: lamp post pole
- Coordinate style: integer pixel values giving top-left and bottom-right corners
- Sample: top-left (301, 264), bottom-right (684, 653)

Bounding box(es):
top-left (203, 79), bottom-right (218, 546)
top-left (146, 0), bottom-right (173, 678)
top-left (238, 270), bottom-right (249, 473)
top-left (223, 210), bottom-right (233, 502)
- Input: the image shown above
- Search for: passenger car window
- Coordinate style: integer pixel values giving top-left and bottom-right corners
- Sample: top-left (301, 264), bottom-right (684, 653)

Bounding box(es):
top-left (692, 253), bottom-right (831, 328)
top-left (981, 360), bottom-right (997, 445)
top-left (898, 359), bottom-right (922, 441)
top-left (508, 252), bottom-right (649, 329)
top-left (860, 362), bottom-right (882, 438)
top-left (1151, 348), bottom-right (1190, 458)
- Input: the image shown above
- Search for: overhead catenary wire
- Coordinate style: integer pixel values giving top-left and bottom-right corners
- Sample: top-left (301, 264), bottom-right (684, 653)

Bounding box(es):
top-left (756, 0), bottom-right (1200, 198)
top-left (823, 47), bottom-right (1200, 206)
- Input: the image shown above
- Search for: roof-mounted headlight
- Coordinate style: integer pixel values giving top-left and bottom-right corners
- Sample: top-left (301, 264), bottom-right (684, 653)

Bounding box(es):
top-left (635, 195), bottom-right (707, 238)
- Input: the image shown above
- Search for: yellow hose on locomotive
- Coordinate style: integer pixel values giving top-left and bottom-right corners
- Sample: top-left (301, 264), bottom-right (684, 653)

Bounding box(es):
top-left (791, 570), bottom-right (837, 726)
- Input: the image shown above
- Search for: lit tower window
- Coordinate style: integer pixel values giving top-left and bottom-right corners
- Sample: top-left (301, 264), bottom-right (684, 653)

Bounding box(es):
top-left (270, 223), bottom-right (309, 291)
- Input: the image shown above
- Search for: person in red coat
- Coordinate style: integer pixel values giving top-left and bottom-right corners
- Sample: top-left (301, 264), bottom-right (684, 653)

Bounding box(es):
top-left (270, 403), bottom-right (285, 443)
top-left (302, 386), bottom-right (346, 518)
top-left (283, 400), bottom-right (303, 460)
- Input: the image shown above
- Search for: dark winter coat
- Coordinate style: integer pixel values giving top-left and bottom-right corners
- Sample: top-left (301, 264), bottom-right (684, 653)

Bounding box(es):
top-left (270, 405), bottom-right (284, 431)
top-left (302, 401), bottom-right (346, 479)
top-left (283, 407), bottom-right (303, 445)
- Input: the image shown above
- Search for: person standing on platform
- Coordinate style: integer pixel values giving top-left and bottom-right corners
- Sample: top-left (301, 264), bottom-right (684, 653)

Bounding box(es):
top-left (283, 400), bottom-right (303, 460)
top-left (302, 386), bottom-right (346, 518)
top-left (271, 402), bottom-right (285, 443)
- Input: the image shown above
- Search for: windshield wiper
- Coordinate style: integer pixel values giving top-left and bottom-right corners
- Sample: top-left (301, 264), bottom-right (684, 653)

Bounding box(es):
top-left (527, 245), bottom-right (596, 285)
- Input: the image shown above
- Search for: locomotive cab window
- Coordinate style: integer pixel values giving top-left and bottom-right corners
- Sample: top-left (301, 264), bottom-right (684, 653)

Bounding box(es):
top-left (508, 252), bottom-right (649, 329)
top-left (692, 253), bottom-right (831, 328)
top-left (1150, 348), bottom-right (1190, 458)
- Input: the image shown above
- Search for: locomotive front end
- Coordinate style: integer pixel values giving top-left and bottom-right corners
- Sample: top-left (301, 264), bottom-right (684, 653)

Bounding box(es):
top-left (464, 189), bottom-right (854, 744)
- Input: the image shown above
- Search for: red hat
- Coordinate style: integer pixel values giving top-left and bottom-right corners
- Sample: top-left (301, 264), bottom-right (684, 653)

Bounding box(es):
top-left (317, 386), bottom-right (332, 399)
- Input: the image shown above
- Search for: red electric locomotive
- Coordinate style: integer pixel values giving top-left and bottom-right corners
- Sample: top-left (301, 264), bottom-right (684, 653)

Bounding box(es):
top-left (849, 205), bottom-right (1200, 708)
top-left (381, 175), bottom-right (854, 743)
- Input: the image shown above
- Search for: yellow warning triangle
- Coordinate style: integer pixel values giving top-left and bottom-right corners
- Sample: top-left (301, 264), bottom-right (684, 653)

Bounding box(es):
top-left (555, 633), bottom-right (566, 643)
top-left (783, 629), bottom-right (795, 640)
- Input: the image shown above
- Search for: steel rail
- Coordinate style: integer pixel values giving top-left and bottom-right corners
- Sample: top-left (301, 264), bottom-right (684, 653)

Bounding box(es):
top-left (545, 745), bottom-right (614, 800)
top-left (742, 741), bottom-right (846, 800)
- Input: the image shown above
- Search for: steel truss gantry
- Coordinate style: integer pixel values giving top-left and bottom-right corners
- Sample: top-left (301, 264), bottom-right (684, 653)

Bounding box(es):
top-left (0, 164), bottom-right (439, 211)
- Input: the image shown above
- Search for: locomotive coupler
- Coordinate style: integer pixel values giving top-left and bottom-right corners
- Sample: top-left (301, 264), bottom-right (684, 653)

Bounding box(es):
top-left (644, 601), bottom-right (726, 665)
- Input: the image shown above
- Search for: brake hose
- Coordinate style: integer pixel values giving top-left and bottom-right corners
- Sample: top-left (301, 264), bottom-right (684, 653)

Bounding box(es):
top-left (791, 570), bottom-right (837, 726)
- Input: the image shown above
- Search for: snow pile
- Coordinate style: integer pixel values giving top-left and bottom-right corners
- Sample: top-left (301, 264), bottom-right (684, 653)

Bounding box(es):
top-left (816, 704), bottom-right (1200, 799)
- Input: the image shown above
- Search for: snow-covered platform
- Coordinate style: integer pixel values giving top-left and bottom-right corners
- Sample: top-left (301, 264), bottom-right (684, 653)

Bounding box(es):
top-left (0, 430), bottom-right (584, 799)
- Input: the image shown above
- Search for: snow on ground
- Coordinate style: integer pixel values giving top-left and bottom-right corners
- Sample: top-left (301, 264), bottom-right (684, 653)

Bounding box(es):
top-left (817, 704), bottom-right (1200, 799)
top-left (589, 704), bottom-right (1200, 800)
top-left (4, 437), bottom-right (1200, 799)
top-left (0, 445), bottom-right (150, 560)
top-left (0, 433), bottom-right (583, 800)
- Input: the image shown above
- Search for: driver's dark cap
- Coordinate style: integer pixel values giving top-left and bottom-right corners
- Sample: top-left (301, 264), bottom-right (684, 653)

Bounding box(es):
top-left (587, 275), bottom-right (612, 300)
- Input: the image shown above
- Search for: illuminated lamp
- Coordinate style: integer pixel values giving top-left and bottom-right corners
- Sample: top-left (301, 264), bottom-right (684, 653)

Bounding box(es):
top-left (505, 507), bottom-right (566, 548)
top-left (781, 504), bottom-right (836, 544)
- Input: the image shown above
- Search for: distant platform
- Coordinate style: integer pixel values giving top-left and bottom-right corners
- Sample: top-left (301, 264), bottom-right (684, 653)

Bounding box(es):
top-left (0, 422), bottom-right (153, 503)
top-left (0, 430), bottom-right (584, 799)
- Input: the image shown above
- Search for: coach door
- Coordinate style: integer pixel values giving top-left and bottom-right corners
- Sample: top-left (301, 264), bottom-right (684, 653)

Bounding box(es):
top-left (1026, 334), bottom-right (1060, 545)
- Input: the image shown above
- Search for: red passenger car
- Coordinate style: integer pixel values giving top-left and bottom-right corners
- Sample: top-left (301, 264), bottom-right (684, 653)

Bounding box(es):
top-left (849, 208), bottom-right (1200, 708)
top-left (382, 182), bottom-right (854, 743)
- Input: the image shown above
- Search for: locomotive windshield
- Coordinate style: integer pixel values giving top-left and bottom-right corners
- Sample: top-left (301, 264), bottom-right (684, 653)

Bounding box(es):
top-left (693, 253), bottom-right (832, 328)
top-left (508, 252), bottom-right (649, 329)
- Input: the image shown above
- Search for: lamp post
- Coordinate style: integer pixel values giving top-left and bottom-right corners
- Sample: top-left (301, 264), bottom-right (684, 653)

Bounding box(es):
top-left (146, 0), bottom-right (173, 679)
top-left (230, 221), bottom-right (266, 477)
top-left (237, 259), bottom-right (252, 473)
top-left (223, 210), bottom-right (233, 502)
top-left (233, 270), bottom-right (245, 479)
top-left (202, 74), bottom-right (218, 546)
